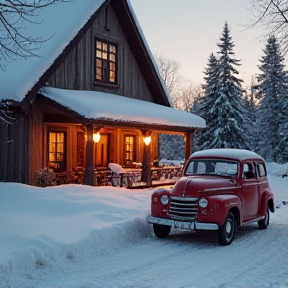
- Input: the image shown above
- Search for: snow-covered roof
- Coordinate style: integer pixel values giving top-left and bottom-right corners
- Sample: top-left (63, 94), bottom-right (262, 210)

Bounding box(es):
top-left (0, 0), bottom-right (172, 107)
top-left (0, 0), bottom-right (103, 101)
top-left (40, 87), bottom-right (206, 129)
top-left (190, 148), bottom-right (264, 161)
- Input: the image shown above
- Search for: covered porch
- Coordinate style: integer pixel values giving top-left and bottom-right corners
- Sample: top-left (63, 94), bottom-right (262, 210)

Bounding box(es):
top-left (34, 87), bottom-right (205, 188)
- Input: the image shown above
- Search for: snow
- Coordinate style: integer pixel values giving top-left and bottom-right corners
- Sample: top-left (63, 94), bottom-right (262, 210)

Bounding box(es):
top-left (0, 162), bottom-right (288, 288)
top-left (0, 0), bottom-right (172, 108)
top-left (0, 0), bottom-right (106, 101)
top-left (108, 163), bottom-right (126, 174)
top-left (191, 148), bottom-right (264, 161)
top-left (40, 87), bottom-right (206, 128)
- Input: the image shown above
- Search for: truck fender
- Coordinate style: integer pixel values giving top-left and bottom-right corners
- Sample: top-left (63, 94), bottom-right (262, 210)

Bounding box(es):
top-left (205, 194), bottom-right (241, 226)
top-left (259, 192), bottom-right (275, 214)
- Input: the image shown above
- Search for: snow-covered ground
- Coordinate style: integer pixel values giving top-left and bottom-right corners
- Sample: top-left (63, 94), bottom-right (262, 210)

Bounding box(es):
top-left (0, 162), bottom-right (288, 288)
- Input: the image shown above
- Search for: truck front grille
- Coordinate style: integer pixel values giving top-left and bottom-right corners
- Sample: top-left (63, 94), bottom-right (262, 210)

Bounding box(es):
top-left (169, 196), bottom-right (198, 220)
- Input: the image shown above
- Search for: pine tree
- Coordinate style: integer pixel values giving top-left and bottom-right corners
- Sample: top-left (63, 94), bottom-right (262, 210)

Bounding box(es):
top-left (197, 22), bottom-right (250, 150)
top-left (256, 36), bottom-right (288, 162)
top-left (196, 53), bottom-right (220, 150)
top-left (244, 77), bottom-right (258, 152)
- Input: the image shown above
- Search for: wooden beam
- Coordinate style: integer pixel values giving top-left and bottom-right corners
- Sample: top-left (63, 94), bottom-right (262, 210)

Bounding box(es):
top-left (141, 130), bottom-right (152, 187)
top-left (185, 132), bottom-right (192, 160)
top-left (83, 123), bottom-right (95, 185)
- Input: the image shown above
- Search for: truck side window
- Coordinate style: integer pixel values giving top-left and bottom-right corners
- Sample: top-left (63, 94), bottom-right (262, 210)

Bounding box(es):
top-left (243, 162), bottom-right (255, 179)
top-left (257, 162), bottom-right (266, 177)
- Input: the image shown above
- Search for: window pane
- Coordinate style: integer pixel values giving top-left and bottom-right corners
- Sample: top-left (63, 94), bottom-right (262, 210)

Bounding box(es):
top-left (110, 62), bottom-right (115, 71)
top-left (57, 133), bottom-right (64, 143)
top-left (57, 143), bottom-right (64, 153)
top-left (49, 143), bottom-right (56, 152)
top-left (102, 52), bottom-right (107, 60)
top-left (96, 41), bottom-right (102, 49)
top-left (109, 45), bottom-right (116, 53)
top-left (50, 132), bottom-right (56, 142)
top-left (49, 153), bottom-right (55, 161)
top-left (57, 153), bottom-right (63, 161)
top-left (109, 71), bottom-right (115, 82)
top-left (109, 54), bottom-right (115, 62)
top-left (96, 50), bottom-right (102, 58)
top-left (103, 43), bottom-right (108, 51)
top-left (96, 68), bottom-right (102, 80)
top-left (96, 59), bottom-right (102, 67)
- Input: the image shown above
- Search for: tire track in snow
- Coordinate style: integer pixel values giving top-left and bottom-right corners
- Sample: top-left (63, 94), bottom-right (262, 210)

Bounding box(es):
top-left (27, 223), bottom-right (288, 288)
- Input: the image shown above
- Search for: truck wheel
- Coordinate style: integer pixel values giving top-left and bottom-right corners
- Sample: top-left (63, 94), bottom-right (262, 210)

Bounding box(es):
top-left (258, 206), bottom-right (269, 229)
top-left (153, 224), bottom-right (171, 238)
top-left (218, 211), bottom-right (235, 246)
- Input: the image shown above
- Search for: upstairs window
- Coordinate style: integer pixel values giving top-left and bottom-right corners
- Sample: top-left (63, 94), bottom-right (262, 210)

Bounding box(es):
top-left (95, 39), bottom-right (117, 84)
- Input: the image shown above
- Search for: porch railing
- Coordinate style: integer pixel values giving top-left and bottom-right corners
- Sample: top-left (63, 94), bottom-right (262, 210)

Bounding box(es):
top-left (36, 165), bottom-right (183, 188)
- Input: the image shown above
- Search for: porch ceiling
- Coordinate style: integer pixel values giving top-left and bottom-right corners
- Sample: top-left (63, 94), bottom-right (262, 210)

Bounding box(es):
top-left (40, 87), bottom-right (206, 133)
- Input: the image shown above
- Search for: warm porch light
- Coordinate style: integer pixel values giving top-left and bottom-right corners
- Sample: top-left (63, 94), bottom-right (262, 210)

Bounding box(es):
top-left (93, 132), bottom-right (101, 143)
top-left (144, 136), bottom-right (151, 146)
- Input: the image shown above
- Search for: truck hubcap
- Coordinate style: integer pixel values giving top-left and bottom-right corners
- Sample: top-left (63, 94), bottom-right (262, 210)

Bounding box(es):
top-left (226, 222), bottom-right (232, 234)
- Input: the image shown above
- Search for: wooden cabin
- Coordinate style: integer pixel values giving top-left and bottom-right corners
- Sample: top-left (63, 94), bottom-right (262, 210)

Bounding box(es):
top-left (0, 0), bottom-right (205, 187)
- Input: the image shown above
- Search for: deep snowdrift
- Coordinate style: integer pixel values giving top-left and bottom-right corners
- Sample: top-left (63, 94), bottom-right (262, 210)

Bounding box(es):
top-left (0, 162), bottom-right (287, 288)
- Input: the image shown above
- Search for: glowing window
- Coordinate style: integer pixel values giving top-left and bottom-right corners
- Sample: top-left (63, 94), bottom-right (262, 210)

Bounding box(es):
top-left (95, 39), bottom-right (117, 84)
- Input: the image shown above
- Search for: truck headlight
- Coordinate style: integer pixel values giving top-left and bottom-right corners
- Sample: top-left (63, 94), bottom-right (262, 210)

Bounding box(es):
top-left (198, 198), bottom-right (208, 208)
top-left (160, 195), bottom-right (169, 205)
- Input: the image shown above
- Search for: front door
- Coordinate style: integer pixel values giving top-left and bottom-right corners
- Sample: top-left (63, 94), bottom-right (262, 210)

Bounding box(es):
top-left (95, 134), bottom-right (110, 167)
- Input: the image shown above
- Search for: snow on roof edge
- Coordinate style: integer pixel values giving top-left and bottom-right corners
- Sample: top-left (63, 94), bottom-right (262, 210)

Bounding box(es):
top-left (40, 87), bottom-right (206, 129)
top-left (0, 0), bottom-right (106, 102)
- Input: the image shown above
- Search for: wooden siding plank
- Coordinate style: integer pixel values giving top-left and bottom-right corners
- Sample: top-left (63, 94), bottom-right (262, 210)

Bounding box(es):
top-left (46, 3), bottom-right (154, 102)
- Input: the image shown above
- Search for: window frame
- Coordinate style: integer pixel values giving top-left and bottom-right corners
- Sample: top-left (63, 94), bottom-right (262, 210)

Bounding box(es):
top-left (94, 38), bottom-right (118, 86)
top-left (47, 129), bottom-right (67, 173)
top-left (124, 135), bottom-right (136, 163)
top-left (256, 162), bottom-right (267, 177)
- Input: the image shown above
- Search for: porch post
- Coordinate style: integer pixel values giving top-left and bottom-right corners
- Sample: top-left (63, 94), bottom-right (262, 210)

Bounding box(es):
top-left (83, 123), bottom-right (95, 186)
top-left (184, 132), bottom-right (192, 160)
top-left (141, 130), bottom-right (152, 187)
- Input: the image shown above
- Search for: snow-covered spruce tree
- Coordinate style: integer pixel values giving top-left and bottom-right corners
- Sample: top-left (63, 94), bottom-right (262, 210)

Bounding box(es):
top-left (256, 36), bottom-right (288, 162)
top-left (195, 52), bottom-right (219, 150)
top-left (244, 77), bottom-right (258, 152)
top-left (197, 23), bottom-right (250, 150)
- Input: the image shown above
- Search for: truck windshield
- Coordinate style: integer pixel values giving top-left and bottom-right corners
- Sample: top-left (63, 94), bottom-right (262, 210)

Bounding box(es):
top-left (184, 159), bottom-right (238, 176)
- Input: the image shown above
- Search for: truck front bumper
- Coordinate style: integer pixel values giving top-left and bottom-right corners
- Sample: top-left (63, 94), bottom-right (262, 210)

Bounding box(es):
top-left (146, 215), bottom-right (218, 231)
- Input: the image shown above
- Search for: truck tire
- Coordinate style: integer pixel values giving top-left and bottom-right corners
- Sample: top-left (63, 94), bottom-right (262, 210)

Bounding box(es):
top-left (218, 211), bottom-right (235, 246)
top-left (258, 206), bottom-right (269, 229)
top-left (153, 224), bottom-right (171, 238)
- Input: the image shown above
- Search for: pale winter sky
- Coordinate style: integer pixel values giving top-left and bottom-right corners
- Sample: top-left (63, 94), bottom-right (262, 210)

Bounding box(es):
top-left (130, 0), bottom-right (266, 88)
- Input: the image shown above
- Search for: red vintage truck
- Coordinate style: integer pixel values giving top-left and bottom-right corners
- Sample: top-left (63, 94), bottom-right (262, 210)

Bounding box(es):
top-left (146, 148), bottom-right (275, 245)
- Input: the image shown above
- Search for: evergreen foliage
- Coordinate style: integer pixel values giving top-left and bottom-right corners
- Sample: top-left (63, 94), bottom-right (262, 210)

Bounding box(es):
top-left (244, 78), bottom-right (258, 152)
top-left (196, 22), bottom-right (250, 150)
top-left (256, 36), bottom-right (288, 162)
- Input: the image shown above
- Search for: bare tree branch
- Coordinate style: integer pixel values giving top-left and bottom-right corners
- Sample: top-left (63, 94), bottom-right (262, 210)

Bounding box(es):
top-left (155, 55), bottom-right (182, 96)
top-left (0, 0), bottom-right (70, 69)
top-left (249, 0), bottom-right (288, 54)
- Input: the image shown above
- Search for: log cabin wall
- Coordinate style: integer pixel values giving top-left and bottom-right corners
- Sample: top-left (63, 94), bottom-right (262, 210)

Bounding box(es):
top-left (28, 97), bottom-right (45, 185)
top-left (46, 4), bottom-right (154, 102)
top-left (0, 116), bottom-right (29, 184)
